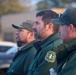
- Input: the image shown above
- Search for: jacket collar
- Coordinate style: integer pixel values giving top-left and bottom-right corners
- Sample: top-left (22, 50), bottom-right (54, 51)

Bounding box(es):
top-left (34, 33), bottom-right (61, 51)
top-left (20, 40), bottom-right (36, 51)
top-left (57, 39), bottom-right (76, 60)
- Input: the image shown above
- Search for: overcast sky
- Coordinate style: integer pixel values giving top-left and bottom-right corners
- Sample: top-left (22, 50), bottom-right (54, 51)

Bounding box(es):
top-left (20, 0), bottom-right (42, 6)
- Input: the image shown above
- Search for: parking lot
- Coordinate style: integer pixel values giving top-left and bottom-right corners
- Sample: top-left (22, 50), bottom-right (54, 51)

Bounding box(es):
top-left (0, 41), bottom-right (17, 75)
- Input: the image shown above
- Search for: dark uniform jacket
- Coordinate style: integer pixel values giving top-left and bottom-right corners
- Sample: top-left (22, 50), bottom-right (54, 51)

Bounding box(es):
top-left (56, 39), bottom-right (76, 75)
top-left (26, 33), bottom-right (62, 75)
top-left (7, 40), bottom-right (37, 75)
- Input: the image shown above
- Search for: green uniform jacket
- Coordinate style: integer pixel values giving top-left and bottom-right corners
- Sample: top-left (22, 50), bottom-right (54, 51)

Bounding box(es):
top-left (26, 33), bottom-right (62, 75)
top-left (56, 39), bottom-right (76, 75)
top-left (7, 40), bottom-right (37, 75)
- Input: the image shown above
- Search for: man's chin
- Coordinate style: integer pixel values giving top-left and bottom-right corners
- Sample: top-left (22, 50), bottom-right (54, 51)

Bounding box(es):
top-left (16, 41), bottom-right (23, 47)
top-left (34, 35), bottom-right (38, 39)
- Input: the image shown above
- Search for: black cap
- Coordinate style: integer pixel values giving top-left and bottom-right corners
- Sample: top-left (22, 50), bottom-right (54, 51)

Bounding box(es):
top-left (51, 7), bottom-right (76, 27)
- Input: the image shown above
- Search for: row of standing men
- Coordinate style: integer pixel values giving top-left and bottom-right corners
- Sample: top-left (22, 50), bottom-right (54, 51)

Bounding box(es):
top-left (7, 7), bottom-right (76, 75)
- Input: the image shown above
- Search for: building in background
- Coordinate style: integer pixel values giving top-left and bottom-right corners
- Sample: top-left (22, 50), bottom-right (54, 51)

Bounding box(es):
top-left (1, 11), bottom-right (37, 42)
top-left (1, 8), bottom-right (66, 42)
top-left (51, 8), bottom-right (66, 14)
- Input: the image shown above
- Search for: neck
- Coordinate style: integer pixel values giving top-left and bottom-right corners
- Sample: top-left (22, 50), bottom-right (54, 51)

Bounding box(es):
top-left (27, 38), bottom-right (35, 44)
top-left (40, 33), bottom-right (54, 41)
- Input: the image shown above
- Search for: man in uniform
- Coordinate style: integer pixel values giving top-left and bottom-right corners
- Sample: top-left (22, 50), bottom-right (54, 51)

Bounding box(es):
top-left (26, 9), bottom-right (62, 75)
top-left (7, 20), bottom-right (37, 75)
top-left (51, 7), bottom-right (76, 75)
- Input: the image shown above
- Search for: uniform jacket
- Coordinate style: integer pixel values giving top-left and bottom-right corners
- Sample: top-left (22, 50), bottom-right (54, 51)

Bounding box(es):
top-left (26, 33), bottom-right (62, 75)
top-left (56, 39), bottom-right (76, 75)
top-left (7, 40), bottom-right (37, 75)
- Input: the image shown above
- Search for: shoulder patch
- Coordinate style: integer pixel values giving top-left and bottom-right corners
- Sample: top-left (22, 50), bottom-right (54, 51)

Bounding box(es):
top-left (45, 51), bottom-right (56, 63)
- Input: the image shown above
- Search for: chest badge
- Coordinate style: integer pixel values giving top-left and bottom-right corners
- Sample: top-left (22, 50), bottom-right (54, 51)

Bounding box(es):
top-left (45, 51), bottom-right (56, 63)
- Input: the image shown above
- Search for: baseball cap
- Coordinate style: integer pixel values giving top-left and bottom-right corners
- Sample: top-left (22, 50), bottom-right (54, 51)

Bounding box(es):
top-left (51, 7), bottom-right (76, 27)
top-left (12, 20), bottom-right (34, 32)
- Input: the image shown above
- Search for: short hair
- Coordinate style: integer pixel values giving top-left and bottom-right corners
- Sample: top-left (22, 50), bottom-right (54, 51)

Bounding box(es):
top-left (36, 9), bottom-right (60, 33)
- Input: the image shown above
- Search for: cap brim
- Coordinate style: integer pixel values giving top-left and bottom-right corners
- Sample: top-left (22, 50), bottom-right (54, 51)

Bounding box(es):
top-left (51, 19), bottom-right (66, 25)
top-left (12, 24), bottom-right (19, 29)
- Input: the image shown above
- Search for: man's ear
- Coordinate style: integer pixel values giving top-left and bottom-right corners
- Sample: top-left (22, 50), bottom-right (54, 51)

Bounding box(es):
top-left (29, 32), bottom-right (35, 38)
top-left (46, 23), bottom-right (53, 30)
top-left (30, 32), bottom-right (34, 36)
top-left (69, 24), bottom-right (74, 33)
top-left (68, 24), bottom-right (75, 38)
top-left (49, 23), bottom-right (53, 29)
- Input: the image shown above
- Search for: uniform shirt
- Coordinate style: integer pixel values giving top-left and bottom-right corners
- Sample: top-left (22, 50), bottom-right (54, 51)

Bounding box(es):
top-left (26, 33), bottom-right (62, 75)
top-left (56, 39), bottom-right (76, 75)
top-left (7, 40), bottom-right (37, 75)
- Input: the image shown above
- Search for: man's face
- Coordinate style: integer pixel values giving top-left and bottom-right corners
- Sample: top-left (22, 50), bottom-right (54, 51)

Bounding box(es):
top-left (33, 16), bottom-right (47, 40)
top-left (16, 28), bottom-right (29, 46)
top-left (59, 25), bottom-right (70, 42)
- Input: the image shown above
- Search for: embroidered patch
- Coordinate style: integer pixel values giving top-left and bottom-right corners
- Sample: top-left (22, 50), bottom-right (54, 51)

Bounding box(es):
top-left (45, 51), bottom-right (56, 63)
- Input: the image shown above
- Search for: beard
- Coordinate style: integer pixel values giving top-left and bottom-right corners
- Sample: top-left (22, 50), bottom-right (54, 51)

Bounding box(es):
top-left (16, 41), bottom-right (24, 47)
top-left (16, 36), bottom-right (24, 47)
top-left (33, 27), bottom-right (45, 40)
top-left (34, 33), bottom-right (41, 39)
top-left (33, 28), bottom-right (40, 39)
